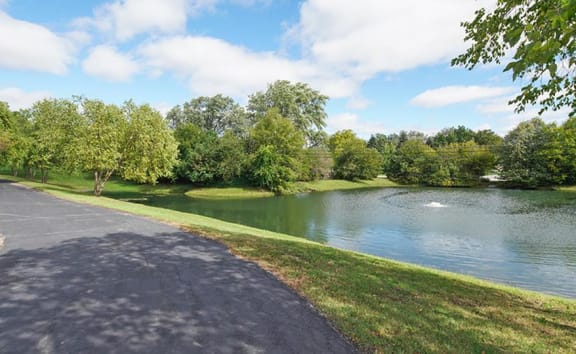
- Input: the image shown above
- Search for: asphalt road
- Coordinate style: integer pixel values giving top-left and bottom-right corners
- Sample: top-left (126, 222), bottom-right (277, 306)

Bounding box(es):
top-left (0, 180), bottom-right (355, 354)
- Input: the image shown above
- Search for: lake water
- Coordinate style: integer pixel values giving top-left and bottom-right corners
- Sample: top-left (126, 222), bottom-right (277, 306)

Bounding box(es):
top-left (117, 187), bottom-right (576, 298)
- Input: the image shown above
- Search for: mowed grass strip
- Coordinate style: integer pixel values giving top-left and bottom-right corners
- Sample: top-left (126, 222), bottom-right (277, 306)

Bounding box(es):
top-left (2, 174), bottom-right (575, 353)
top-left (184, 178), bottom-right (401, 199)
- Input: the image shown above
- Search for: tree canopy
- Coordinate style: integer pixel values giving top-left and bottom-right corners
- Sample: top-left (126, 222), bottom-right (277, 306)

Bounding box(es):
top-left (167, 94), bottom-right (249, 136)
top-left (248, 80), bottom-right (328, 143)
top-left (453, 0), bottom-right (576, 116)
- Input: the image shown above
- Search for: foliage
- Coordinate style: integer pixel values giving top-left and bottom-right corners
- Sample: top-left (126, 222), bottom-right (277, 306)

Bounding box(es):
top-left (474, 129), bottom-right (503, 146)
top-left (167, 94), bottom-right (249, 136)
top-left (453, 0), bottom-right (576, 115)
top-left (0, 101), bottom-right (13, 130)
top-left (435, 141), bottom-right (497, 186)
top-left (29, 98), bottom-right (84, 182)
top-left (248, 80), bottom-right (328, 143)
top-left (247, 109), bottom-right (304, 192)
top-left (73, 99), bottom-right (179, 195)
top-left (367, 133), bottom-right (396, 174)
top-left (75, 99), bottom-right (125, 195)
top-left (427, 126), bottom-right (476, 148)
top-left (118, 102), bottom-right (178, 186)
top-left (174, 123), bottom-right (221, 184)
top-left (560, 116), bottom-right (576, 183)
top-left (216, 131), bottom-right (248, 183)
top-left (300, 147), bottom-right (334, 181)
top-left (500, 118), bottom-right (564, 186)
top-left (249, 145), bottom-right (294, 193)
top-left (388, 140), bottom-right (437, 184)
top-left (330, 130), bottom-right (382, 180)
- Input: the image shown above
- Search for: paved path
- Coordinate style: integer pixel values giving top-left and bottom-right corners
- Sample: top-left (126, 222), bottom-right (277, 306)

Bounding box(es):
top-left (0, 181), bottom-right (355, 354)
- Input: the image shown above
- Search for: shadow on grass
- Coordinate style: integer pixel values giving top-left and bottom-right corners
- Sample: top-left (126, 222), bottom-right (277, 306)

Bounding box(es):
top-left (0, 232), bottom-right (354, 354)
top-left (223, 235), bottom-right (576, 353)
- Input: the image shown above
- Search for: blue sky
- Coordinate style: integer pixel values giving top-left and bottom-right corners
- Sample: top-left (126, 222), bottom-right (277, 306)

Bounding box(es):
top-left (0, 0), bottom-right (570, 137)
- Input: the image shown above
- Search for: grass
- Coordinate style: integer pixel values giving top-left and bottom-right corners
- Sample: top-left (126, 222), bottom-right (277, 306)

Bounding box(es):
top-left (294, 177), bottom-right (400, 193)
top-left (185, 186), bottom-right (275, 199)
top-left (6, 170), bottom-right (400, 200)
top-left (185, 178), bottom-right (401, 199)
top-left (557, 185), bottom-right (576, 193)
top-left (2, 173), bottom-right (576, 352)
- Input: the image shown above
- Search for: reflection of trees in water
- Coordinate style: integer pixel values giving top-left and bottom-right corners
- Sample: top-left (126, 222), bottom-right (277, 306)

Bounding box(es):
top-left (142, 194), bottom-right (331, 244)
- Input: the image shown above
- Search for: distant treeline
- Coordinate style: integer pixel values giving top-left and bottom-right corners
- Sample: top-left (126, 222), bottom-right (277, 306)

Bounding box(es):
top-left (1, 81), bottom-right (575, 195)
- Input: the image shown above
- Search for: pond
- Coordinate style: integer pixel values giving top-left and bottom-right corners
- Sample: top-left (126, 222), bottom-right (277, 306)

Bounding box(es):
top-left (115, 187), bottom-right (576, 298)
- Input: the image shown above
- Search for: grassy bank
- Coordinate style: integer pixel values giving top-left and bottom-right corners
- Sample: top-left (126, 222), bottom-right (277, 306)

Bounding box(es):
top-left (186, 178), bottom-right (401, 199)
top-left (557, 185), bottom-right (576, 193)
top-left (2, 174), bottom-right (575, 352)
top-left (3, 170), bottom-right (400, 200)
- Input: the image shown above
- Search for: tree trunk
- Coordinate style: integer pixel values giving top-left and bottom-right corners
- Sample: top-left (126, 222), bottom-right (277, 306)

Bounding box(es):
top-left (93, 170), bottom-right (114, 196)
top-left (41, 168), bottom-right (48, 183)
top-left (94, 171), bottom-right (104, 196)
top-left (11, 168), bottom-right (18, 177)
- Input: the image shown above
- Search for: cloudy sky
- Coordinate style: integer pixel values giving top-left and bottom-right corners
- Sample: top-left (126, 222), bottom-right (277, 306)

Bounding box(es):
top-left (0, 0), bottom-right (569, 137)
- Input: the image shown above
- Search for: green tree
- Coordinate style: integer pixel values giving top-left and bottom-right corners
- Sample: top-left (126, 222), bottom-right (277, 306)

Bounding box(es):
top-left (330, 130), bottom-right (382, 180)
top-left (560, 116), bottom-right (576, 183)
top-left (249, 145), bottom-right (294, 193)
top-left (300, 147), bottom-right (334, 181)
top-left (248, 80), bottom-right (328, 142)
top-left (75, 99), bottom-right (125, 195)
top-left (474, 129), bottom-right (503, 146)
top-left (427, 126), bottom-right (476, 148)
top-left (29, 98), bottom-right (83, 183)
top-left (168, 95), bottom-right (249, 135)
top-left (388, 140), bottom-right (437, 184)
top-left (367, 133), bottom-right (396, 174)
top-left (453, 0), bottom-right (576, 115)
top-left (118, 101), bottom-right (179, 188)
top-left (328, 129), bottom-right (358, 156)
top-left (500, 118), bottom-right (563, 186)
top-left (436, 141), bottom-right (497, 186)
top-left (74, 99), bottom-right (178, 195)
top-left (248, 109), bottom-right (305, 192)
top-left (0, 102), bottom-right (13, 130)
top-left (216, 131), bottom-right (248, 183)
top-left (174, 123), bottom-right (221, 185)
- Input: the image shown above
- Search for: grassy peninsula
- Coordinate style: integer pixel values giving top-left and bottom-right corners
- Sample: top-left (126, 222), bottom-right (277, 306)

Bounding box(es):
top-left (1, 173), bottom-right (575, 353)
top-left (185, 178), bottom-right (400, 199)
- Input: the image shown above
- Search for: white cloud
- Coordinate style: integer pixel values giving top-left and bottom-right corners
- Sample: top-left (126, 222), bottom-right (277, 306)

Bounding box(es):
top-left (0, 11), bottom-right (77, 74)
top-left (138, 35), bottom-right (359, 98)
top-left (151, 102), bottom-right (173, 117)
top-left (292, 0), bottom-right (496, 77)
top-left (82, 45), bottom-right (140, 82)
top-left (476, 95), bottom-right (515, 114)
top-left (75, 0), bottom-right (270, 41)
top-left (326, 112), bottom-right (386, 138)
top-left (411, 86), bottom-right (514, 108)
top-left (0, 88), bottom-right (51, 110)
top-left (346, 96), bottom-right (371, 110)
top-left (73, 0), bottom-right (189, 41)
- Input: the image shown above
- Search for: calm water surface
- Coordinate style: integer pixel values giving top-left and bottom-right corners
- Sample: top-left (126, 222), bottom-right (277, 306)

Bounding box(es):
top-left (117, 188), bottom-right (576, 298)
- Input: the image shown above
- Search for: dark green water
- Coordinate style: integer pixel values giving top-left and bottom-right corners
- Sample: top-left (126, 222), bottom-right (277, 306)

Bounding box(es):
top-left (114, 187), bottom-right (576, 298)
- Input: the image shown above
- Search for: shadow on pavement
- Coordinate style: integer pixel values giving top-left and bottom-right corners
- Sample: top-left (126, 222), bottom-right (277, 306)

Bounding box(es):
top-left (0, 231), bottom-right (353, 354)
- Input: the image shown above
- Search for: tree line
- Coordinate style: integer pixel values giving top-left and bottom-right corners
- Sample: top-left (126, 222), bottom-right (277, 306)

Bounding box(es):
top-left (1, 80), bottom-right (575, 196)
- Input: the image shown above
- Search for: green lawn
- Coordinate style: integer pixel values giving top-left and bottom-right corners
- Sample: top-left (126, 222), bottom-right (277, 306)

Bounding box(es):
top-left (294, 177), bottom-right (400, 192)
top-left (2, 174), bottom-right (575, 352)
top-left (185, 186), bottom-right (275, 199)
top-left (185, 178), bottom-right (401, 199)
